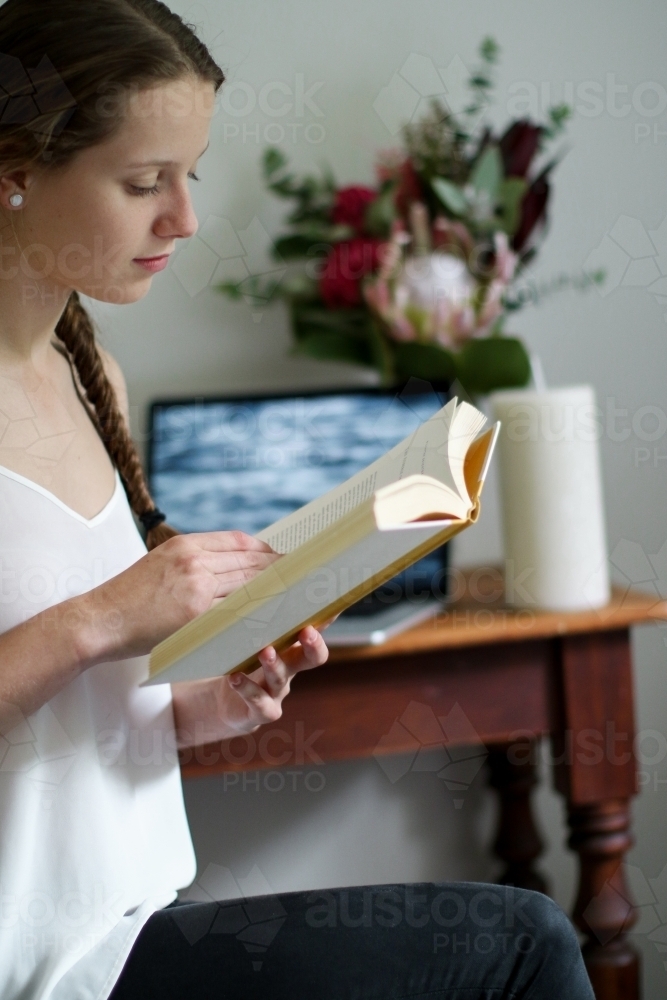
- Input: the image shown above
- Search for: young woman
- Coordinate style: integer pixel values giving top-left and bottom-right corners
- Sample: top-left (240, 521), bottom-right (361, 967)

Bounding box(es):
top-left (0, 2), bottom-right (594, 998)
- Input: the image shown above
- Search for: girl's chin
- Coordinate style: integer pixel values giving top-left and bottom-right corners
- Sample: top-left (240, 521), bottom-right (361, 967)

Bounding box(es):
top-left (78, 281), bottom-right (151, 305)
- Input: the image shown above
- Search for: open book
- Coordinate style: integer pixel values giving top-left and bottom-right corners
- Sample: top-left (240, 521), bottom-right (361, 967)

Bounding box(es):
top-left (144, 397), bottom-right (500, 685)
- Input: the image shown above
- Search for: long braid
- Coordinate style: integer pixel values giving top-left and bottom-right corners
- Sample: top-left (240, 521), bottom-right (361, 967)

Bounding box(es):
top-left (55, 291), bottom-right (177, 551)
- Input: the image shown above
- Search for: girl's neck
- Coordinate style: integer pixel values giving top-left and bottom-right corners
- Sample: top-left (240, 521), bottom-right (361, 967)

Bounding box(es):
top-left (0, 279), bottom-right (71, 369)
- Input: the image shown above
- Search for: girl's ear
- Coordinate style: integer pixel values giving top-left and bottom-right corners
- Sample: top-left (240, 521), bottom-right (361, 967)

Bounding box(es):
top-left (0, 169), bottom-right (32, 210)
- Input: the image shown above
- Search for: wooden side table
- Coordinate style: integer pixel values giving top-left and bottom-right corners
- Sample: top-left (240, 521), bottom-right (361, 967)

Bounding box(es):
top-left (180, 570), bottom-right (667, 1000)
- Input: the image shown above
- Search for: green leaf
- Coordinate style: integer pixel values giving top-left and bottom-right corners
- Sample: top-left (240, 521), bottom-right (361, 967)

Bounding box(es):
top-left (497, 177), bottom-right (528, 235)
top-left (479, 36), bottom-right (500, 65)
top-left (216, 281), bottom-right (244, 301)
top-left (543, 103), bottom-right (572, 140)
top-left (293, 332), bottom-right (376, 367)
top-left (215, 274), bottom-right (283, 306)
top-left (454, 337), bottom-right (531, 395)
top-left (393, 342), bottom-right (456, 384)
top-left (295, 222), bottom-right (354, 242)
top-left (272, 235), bottom-right (321, 259)
top-left (290, 304), bottom-right (373, 342)
top-left (263, 146), bottom-right (289, 179)
top-left (470, 146), bottom-right (502, 198)
top-left (364, 189), bottom-right (396, 236)
top-left (278, 273), bottom-right (319, 299)
top-left (270, 226), bottom-right (352, 259)
top-left (431, 177), bottom-right (468, 216)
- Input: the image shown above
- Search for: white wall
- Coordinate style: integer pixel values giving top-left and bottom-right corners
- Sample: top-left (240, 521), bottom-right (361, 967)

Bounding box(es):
top-left (89, 2), bottom-right (667, 994)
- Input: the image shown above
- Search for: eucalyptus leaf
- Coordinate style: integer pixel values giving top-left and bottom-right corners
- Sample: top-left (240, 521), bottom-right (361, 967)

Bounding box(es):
top-left (215, 274), bottom-right (282, 307)
top-left (431, 177), bottom-right (468, 216)
top-left (497, 177), bottom-right (527, 236)
top-left (279, 274), bottom-right (320, 299)
top-left (470, 145), bottom-right (502, 198)
top-left (263, 146), bottom-right (288, 179)
top-left (364, 189), bottom-right (396, 236)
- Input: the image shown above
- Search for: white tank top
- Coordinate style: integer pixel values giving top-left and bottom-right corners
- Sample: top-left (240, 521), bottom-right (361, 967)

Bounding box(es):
top-left (0, 465), bottom-right (197, 1000)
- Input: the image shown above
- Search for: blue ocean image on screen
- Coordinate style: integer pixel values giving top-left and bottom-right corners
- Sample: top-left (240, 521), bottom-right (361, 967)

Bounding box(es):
top-left (149, 391), bottom-right (445, 537)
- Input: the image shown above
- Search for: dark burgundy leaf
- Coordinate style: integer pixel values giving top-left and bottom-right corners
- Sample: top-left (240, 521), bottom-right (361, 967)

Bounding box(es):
top-left (499, 120), bottom-right (542, 178)
top-left (394, 159), bottom-right (423, 218)
top-left (512, 172), bottom-right (550, 252)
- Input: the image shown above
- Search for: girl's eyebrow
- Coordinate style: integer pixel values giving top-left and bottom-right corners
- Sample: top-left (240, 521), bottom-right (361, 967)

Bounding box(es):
top-left (127, 140), bottom-right (210, 168)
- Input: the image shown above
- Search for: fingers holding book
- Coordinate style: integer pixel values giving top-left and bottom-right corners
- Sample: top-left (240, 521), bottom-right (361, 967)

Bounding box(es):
top-left (224, 626), bottom-right (329, 729)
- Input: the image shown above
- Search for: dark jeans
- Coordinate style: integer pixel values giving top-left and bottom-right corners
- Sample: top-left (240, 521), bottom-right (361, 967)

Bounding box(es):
top-left (109, 882), bottom-right (594, 1000)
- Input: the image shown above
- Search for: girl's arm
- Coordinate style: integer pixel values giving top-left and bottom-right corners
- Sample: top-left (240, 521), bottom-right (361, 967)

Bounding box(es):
top-left (0, 355), bottom-right (328, 739)
top-left (0, 529), bottom-right (281, 734)
top-left (170, 625), bottom-right (329, 750)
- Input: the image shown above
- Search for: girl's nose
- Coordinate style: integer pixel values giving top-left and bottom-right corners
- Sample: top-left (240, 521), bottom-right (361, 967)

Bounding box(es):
top-left (154, 186), bottom-right (199, 241)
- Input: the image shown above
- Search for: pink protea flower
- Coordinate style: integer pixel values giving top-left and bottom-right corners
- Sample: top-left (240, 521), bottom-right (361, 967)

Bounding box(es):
top-left (493, 231), bottom-right (518, 283)
top-left (476, 279), bottom-right (506, 331)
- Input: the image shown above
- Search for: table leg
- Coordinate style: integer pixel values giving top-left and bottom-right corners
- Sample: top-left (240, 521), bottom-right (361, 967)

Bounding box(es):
top-left (552, 629), bottom-right (640, 1000)
top-left (568, 799), bottom-right (638, 1000)
top-left (487, 740), bottom-right (549, 894)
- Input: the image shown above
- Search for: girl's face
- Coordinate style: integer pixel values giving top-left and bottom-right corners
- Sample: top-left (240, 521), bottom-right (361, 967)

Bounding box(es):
top-left (10, 75), bottom-right (215, 306)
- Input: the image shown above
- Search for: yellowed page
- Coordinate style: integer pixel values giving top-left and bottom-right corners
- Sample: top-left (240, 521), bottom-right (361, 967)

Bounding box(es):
top-left (257, 397), bottom-right (486, 554)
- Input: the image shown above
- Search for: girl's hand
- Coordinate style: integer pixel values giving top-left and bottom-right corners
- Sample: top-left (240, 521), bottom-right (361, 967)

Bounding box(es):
top-left (171, 625), bottom-right (330, 748)
top-left (77, 531), bottom-right (281, 666)
top-left (223, 625), bottom-right (329, 733)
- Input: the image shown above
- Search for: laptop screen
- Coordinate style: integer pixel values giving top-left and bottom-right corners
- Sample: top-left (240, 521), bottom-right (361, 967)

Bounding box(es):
top-left (147, 386), bottom-right (447, 537)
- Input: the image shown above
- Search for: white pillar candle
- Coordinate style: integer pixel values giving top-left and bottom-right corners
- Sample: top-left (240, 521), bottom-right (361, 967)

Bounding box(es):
top-left (489, 385), bottom-right (610, 611)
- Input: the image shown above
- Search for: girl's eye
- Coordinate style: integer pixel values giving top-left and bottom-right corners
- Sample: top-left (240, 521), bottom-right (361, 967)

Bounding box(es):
top-left (129, 172), bottom-right (200, 198)
top-left (131, 184), bottom-right (160, 197)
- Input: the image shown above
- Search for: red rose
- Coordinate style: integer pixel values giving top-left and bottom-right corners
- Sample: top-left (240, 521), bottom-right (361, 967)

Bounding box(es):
top-left (320, 238), bottom-right (384, 308)
top-left (331, 186), bottom-right (377, 233)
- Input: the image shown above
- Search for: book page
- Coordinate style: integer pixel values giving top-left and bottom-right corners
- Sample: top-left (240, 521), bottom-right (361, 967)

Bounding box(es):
top-left (446, 401), bottom-right (491, 501)
top-left (463, 422), bottom-right (501, 501)
top-left (257, 397), bottom-right (486, 554)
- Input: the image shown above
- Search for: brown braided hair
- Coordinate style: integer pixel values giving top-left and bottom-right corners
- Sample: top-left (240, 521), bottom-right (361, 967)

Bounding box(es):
top-left (54, 292), bottom-right (178, 549)
top-left (0, 0), bottom-right (225, 549)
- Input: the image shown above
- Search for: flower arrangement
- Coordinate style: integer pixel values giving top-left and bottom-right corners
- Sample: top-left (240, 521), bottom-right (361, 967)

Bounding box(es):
top-left (219, 38), bottom-right (601, 394)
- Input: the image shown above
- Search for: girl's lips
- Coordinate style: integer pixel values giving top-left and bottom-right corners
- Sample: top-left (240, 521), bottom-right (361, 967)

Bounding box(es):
top-left (133, 255), bottom-right (170, 272)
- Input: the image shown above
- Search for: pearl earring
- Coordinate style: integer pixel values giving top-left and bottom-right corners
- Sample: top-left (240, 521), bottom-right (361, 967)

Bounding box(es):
top-left (9, 193), bottom-right (23, 207)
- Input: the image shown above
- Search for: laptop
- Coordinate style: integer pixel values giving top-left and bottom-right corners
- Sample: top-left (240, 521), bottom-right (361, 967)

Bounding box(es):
top-left (146, 382), bottom-right (451, 646)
